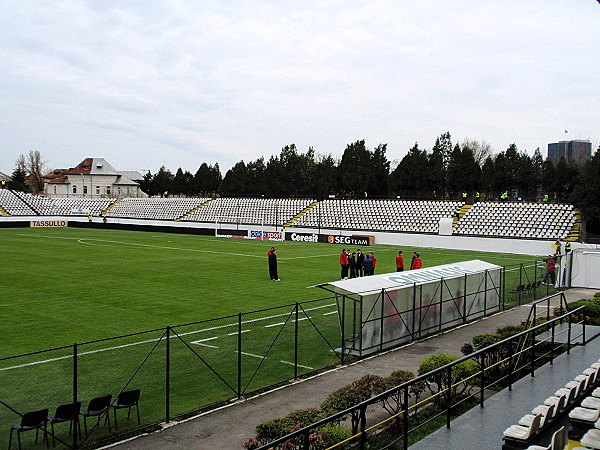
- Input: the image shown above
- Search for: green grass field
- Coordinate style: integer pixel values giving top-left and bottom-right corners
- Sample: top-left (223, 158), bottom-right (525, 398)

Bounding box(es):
top-left (1, 227), bottom-right (538, 355)
top-left (0, 227), bottom-right (544, 447)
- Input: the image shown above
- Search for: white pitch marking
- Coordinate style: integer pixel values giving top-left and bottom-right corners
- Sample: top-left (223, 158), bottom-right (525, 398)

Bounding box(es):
top-left (77, 239), bottom-right (97, 245)
top-left (228, 330), bottom-right (250, 336)
top-left (240, 351), bottom-right (263, 359)
top-left (0, 302), bottom-right (336, 372)
top-left (323, 311), bottom-right (337, 316)
top-left (280, 360), bottom-right (314, 370)
top-left (190, 336), bottom-right (219, 348)
top-left (265, 322), bottom-right (286, 328)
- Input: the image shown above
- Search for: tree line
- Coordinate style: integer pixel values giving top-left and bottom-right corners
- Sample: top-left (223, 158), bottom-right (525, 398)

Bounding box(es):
top-left (6, 133), bottom-right (600, 233)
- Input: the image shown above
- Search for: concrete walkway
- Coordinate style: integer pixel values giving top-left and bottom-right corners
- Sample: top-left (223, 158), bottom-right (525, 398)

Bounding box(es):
top-left (112, 288), bottom-right (598, 450)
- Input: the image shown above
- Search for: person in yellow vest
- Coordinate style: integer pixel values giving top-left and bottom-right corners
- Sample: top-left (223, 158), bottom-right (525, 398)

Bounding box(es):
top-left (88, 214), bottom-right (93, 222)
top-left (1, 180), bottom-right (5, 189)
top-left (474, 191), bottom-right (480, 202)
top-left (462, 192), bottom-right (467, 201)
top-left (500, 191), bottom-right (508, 201)
top-left (542, 194), bottom-right (549, 202)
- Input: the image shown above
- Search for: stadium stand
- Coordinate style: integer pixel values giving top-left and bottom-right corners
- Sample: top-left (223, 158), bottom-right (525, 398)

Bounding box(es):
top-left (0, 190), bottom-right (37, 215)
top-left (182, 197), bottom-right (315, 226)
top-left (454, 202), bottom-right (576, 240)
top-left (0, 190), bottom-right (114, 216)
top-left (105, 197), bottom-right (210, 220)
top-left (291, 199), bottom-right (463, 233)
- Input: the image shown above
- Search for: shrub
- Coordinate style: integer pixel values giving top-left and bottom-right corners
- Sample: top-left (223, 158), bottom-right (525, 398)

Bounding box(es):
top-left (254, 417), bottom-right (294, 444)
top-left (373, 370), bottom-right (415, 418)
top-left (319, 424), bottom-right (352, 448)
top-left (321, 374), bottom-right (382, 434)
top-left (554, 299), bottom-right (600, 326)
top-left (496, 324), bottom-right (525, 339)
top-left (418, 353), bottom-right (479, 403)
top-left (285, 408), bottom-right (323, 428)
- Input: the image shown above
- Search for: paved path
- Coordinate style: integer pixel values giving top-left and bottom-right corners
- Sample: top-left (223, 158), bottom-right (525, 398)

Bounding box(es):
top-left (111, 288), bottom-right (598, 450)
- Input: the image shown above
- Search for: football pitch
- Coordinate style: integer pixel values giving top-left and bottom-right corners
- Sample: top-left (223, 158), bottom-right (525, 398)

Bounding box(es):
top-left (1, 227), bottom-right (536, 356)
top-left (0, 227), bottom-right (542, 445)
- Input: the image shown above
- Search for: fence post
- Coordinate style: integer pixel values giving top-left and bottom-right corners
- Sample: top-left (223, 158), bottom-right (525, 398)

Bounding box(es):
top-left (411, 285), bottom-right (417, 340)
top-left (403, 385), bottom-right (409, 450)
top-left (530, 332), bottom-right (535, 378)
top-left (380, 289), bottom-right (385, 351)
top-left (73, 343), bottom-right (78, 449)
top-left (238, 313), bottom-right (242, 397)
top-left (480, 355), bottom-right (485, 408)
top-left (294, 303), bottom-right (299, 380)
top-left (518, 263), bottom-right (523, 306)
top-left (166, 326), bottom-right (170, 423)
top-left (551, 319), bottom-right (555, 364)
top-left (508, 348), bottom-right (513, 391)
top-left (583, 308), bottom-right (587, 346)
top-left (567, 319), bottom-right (572, 355)
top-left (341, 295), bottom-right (346, 365)
top-left (484, 270), bottom-right (488, 316)
top-left (446, 366), bottom-right (452, 429)
top-left (439, 278), bottom-right (444, 332)
top-left (359, 405), bottom-right (367, 449)
top-left (463, 273), bottom-right (467, 323)
top-left (501, 266), bottom-right (506, 310)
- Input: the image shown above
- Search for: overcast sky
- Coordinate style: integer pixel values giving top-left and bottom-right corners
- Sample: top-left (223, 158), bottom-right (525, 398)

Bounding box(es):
top-left (1, 1), bottom-right (598, 176)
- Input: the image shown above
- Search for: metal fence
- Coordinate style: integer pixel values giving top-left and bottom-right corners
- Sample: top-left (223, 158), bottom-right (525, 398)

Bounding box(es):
top-left (0, 256), bottom-right (571, 448)
top-left (257, 295), bottom-right (587, 450)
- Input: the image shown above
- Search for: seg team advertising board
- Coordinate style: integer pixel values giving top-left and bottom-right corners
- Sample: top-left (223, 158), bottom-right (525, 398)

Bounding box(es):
top-left (285, 232), bottom-right (372, 246)
top-left (320, 260), bottom-right (502, 356)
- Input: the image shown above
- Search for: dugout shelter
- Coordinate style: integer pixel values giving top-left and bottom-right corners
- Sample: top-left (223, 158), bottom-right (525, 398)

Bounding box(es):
top-left (318, 260), bottom-right (502, 356)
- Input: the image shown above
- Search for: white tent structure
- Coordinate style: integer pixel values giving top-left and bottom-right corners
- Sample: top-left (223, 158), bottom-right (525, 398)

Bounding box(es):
top-left (319, 260), bottom-right (502, 356)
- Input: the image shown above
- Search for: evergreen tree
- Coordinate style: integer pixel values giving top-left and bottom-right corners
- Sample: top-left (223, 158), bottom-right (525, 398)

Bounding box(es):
top-left (10, 166), bottom-right (28, 192)
top-left (390, 143), bottom-right (429, 197)
top-left (480, 156), bottom-right (495, 198)
top-left (570, 150), bottom-right (600, 233)
top-left (338, 140), bottom-right (372, 196)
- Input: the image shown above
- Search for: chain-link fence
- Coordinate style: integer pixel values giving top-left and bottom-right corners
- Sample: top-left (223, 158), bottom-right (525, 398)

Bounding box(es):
top-left (0, 255), bottom-right (572, 448)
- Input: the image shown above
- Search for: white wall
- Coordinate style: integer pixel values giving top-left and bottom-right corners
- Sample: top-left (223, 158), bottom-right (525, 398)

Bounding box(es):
top-left (571, 249), bottom-right (600, 289)
top-left (1, 216), bottom-right (595, 257)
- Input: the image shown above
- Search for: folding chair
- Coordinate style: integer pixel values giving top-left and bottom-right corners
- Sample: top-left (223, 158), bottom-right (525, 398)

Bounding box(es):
top-left (9, 409), bottom-right (49, 450)
top-left (48, 402), bottom-right (81, 447)
top-left (111, 389), bottom-right (141, 429)
top-left (81, 394), bottom-right (112, 434)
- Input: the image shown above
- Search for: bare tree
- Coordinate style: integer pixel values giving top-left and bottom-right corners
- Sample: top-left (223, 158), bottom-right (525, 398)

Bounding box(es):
top-left (462, 138), bottom-right (493, 166)
top-left (19, 150), bottom-right (46, 194)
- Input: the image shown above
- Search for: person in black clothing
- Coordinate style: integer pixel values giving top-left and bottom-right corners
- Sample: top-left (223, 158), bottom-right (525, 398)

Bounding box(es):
top-left (349, 252), bottom-right (357, 278)
top-left (268, 247), bottom-right (280, 281)
top-left (356, 249), bottom-right (365, 277)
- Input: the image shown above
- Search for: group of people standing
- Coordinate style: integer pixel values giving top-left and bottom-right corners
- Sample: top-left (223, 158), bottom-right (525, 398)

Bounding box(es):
top-left (340, 249), bottom-right (377, 279)
top-left (340, 249), bottom-right (424, 280)
top-left (396, 251), bottom-right (422, 271)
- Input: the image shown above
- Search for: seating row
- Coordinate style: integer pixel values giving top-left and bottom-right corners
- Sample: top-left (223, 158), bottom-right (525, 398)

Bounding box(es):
top-left (8, 390), bottom-right (140, 449)
top-left (503, 360), bottom-right (600, 448)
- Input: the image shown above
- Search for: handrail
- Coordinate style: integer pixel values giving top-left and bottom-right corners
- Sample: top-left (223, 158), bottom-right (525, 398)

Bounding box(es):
top-left (257, 305), bottom-right (586, 449)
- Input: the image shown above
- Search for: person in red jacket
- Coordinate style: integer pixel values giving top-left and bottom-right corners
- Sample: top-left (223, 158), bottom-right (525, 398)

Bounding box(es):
top-left (396, 251), bottom-right (404, 272)
top-left (411, 252), bottom-right (422, 270)
top-left (340, 249), bottom-right (349, 279)
top-left (370, 253), bottom-right (377, 275)
top-left (542, 255), bottom-right (556, 285)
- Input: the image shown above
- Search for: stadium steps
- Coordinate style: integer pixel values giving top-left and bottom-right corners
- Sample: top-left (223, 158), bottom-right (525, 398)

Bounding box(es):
top-left (175, 198), bottom-right (214, 221)
top-left (0, 205), bottom-right (10, 216)
top-left (102, 198), bottom-right (121, 215)
top-left (566, 210), bottom-right (583, 242)
top-left (453, 203), bottom-right (472, 226)
top-left (283, 201), bottom-right (321, 227)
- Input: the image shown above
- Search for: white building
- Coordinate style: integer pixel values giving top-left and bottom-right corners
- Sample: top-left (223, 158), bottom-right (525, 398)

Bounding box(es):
top-left (43, 158), bottom-right (145, 198)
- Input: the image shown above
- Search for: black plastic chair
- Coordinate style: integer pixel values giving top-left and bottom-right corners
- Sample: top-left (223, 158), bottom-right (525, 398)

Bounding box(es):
top-left (48, 402), bottom-right (81, 447)
top-left (80, 395), bottom-right (112, 434)
top-left (111, 389), bottom-right (141, 429)
top-left (9, 408), bottom-right (49, 450)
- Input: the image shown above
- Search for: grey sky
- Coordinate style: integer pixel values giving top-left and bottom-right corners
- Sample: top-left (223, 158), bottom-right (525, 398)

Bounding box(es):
top-left (1, 1), bottom-right (598, 175)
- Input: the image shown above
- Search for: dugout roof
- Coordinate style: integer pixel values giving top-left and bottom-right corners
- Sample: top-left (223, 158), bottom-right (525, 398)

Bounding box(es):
top-left (318, 260), bottom-right (502, 297)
